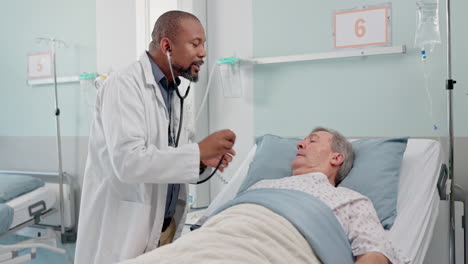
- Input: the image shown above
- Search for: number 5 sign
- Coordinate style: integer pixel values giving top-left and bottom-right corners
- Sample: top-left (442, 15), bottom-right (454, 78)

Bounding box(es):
top-left (334, 5), bottom-right (391, 49)
top-left (28, 52), bottom-right (52, 79)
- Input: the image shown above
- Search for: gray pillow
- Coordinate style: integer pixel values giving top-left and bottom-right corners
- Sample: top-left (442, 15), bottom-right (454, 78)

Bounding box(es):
top-left (237, 134), bottom-right (408, 230)
top-left (237, 135), bottom-right (300, 194)
top-left (0, 174), bottom-right (45, 203)
top-left (339, 137), bottom-right (408, 229)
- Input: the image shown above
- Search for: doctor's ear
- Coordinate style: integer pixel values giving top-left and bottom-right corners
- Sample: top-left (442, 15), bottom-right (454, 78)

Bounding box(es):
top-left (160, 38), bottom-right (172, 57)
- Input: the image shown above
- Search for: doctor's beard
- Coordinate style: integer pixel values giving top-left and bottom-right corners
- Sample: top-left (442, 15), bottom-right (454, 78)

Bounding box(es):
top-left (173, 62), bottom-right (200, 82)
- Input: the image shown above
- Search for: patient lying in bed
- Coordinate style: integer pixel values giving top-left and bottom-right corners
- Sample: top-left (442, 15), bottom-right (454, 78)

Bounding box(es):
top-left (119, 127), bottom-right (409, 264)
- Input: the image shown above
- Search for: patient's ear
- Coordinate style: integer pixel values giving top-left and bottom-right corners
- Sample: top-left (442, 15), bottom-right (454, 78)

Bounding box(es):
top-left (330, 152), bottom-right (344, 167)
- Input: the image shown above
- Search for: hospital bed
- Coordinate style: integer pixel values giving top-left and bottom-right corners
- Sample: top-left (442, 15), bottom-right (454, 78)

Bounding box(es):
top-left (0, 171), bottom-right (76, 263)
top-left (122, 137), bottom-right (466, 263)
top-left (199, 137), bottom-right (466, 264)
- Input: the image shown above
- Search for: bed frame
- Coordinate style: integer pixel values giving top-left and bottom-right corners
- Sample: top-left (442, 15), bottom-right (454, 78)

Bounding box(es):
top-left (434, 164), bottom-right (467, 264)
top-left (0, 170), bottom-right (77, 263)
top-left (453, 184), bottom-right (467, 264)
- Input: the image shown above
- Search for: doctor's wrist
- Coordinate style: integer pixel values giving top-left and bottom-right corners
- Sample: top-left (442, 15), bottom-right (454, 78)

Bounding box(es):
top-left (200, 161), bottom-right (207, 169)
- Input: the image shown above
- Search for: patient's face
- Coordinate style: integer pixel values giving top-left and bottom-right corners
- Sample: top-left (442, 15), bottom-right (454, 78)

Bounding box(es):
top-left (291, 131), bottom-right (334, 176)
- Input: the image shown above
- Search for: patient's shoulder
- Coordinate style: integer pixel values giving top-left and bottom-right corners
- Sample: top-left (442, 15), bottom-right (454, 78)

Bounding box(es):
top-left (336, 186), bottom-right (370, 202)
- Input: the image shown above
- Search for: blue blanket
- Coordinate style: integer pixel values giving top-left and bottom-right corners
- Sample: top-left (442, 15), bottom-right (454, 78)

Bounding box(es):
top-left (0, 203), bottom-right (14, 234)
top-left (211, 188), bottom-right (355, 264)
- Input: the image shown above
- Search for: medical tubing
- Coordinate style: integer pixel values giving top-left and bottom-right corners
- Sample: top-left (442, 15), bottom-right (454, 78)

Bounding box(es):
top-left (175, 100), bottom-right (184, 147)
top-left (175, 97), bottom-right (184, 147)
top-left (191, 63), bottom-right (228, 184)
top-left (423, 63), bottom-right (436, 127)
top-left (422, 62), bottom-right (445, 156)
top-left (166, 57), bottom-right (224, 184)
top-left (197, 154), bottom-right (225, 184)
top-left (174, 83), bottom-right (191, 147)
top-left (167, 54), bottom-right (191, 147)
top-left (195, 63), bottom-right (217, 123)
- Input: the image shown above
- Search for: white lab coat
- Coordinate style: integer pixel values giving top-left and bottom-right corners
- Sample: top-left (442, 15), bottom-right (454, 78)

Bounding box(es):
top-left (75, 53), bottom-right (203, 264)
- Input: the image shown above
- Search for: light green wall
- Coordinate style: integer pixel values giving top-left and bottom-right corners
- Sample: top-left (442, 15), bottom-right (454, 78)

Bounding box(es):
top-left (253, 0), bottom-right (468, 137)
top-left (0, 0), bottom-right (96, 136)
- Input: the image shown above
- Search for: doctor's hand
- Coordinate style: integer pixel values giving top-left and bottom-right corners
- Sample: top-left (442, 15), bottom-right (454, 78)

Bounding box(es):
top-left (198, 129), bottom-right (236, 161)
top-left (201, 154), bottom-right (234, 172)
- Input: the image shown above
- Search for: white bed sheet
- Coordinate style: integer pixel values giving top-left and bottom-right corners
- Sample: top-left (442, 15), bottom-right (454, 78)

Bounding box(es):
top-left (203, 138), bottom-right (443, 264)
top-left (5, 184), bottom-right (57, 229)
top-left (387, 139), bottom-right (442, 264)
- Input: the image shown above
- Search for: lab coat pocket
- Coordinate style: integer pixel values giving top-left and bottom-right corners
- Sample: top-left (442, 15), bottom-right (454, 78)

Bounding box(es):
top-left (114, 200), bottom-right (151, 260)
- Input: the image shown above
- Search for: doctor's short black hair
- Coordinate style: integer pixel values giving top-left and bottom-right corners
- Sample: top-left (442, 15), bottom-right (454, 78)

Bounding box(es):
top-left (149, 10), bottom-right (200, 51)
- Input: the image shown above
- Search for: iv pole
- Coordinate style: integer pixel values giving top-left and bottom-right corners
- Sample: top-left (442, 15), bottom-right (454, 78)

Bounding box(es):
top-left (444, 0), bottom-right (457, 262)
top-left (36, 37), bottom-right (67, 242)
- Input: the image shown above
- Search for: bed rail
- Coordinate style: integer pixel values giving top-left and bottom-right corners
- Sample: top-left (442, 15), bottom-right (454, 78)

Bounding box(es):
top-left (438, 164), bottom-right (466, 264)
top-left (0, 209), bottom-right (57, 240)
top-left (438, 164), bottom-right (449, 200)
top-left (0, 170), bottom-right (76, 243)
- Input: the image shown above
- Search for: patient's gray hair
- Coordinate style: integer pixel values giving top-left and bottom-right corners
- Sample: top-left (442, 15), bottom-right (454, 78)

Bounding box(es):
top-left (311, 127), bottom-right (354, 184)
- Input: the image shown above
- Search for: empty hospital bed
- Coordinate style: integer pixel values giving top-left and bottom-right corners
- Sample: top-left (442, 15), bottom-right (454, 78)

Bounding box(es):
top-left (0, 171), bottom-right (76, 263)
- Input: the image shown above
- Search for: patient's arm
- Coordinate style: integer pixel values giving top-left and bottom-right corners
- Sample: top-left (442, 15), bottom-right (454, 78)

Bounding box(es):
top-left (345, 196), bottom-right (403, 263)
top-left (355, 252), bottom-right (390, 264)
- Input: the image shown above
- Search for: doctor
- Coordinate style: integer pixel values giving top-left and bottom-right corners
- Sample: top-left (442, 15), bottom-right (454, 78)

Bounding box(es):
top-left (75, 10), bottom-right (236, 264)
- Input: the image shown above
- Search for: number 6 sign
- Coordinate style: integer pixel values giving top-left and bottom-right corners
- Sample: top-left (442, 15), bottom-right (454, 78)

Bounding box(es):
top-left (334, 5), bottom-right (391, 49)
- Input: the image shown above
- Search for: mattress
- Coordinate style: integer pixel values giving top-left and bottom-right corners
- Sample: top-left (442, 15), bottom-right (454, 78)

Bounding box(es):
top-left (386, 139), bottom-right (442, 264)
top-left (5, 184), bottom-right (57, 229)
top-left (203, 138), bottom-right (443, 264)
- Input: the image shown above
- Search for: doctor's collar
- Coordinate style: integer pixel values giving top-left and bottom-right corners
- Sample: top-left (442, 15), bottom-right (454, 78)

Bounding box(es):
top-left (147, 51), bottom-right (181, 88)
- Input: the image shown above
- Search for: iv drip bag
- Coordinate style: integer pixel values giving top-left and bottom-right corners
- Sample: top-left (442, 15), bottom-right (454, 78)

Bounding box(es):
top-left (414, 0), bottom-right (441, 52)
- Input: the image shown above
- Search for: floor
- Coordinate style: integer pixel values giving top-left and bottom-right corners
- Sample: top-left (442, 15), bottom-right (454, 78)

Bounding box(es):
top-left (0, 234), bottom-right (75, 263)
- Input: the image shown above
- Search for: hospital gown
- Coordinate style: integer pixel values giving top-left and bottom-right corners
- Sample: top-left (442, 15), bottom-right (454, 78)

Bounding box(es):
top-left (248, 172), bottom-right (410, 264)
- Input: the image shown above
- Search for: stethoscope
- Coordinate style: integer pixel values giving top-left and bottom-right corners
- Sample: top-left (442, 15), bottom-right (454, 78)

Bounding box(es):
top-left (165, 51), bottom-right (224, 184)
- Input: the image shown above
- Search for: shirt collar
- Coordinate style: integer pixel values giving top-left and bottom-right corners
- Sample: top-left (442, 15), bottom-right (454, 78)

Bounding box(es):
top-left (297, 172), bottom-right (330, 183)
top-left (147, 51), bottom-right (181, 89)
